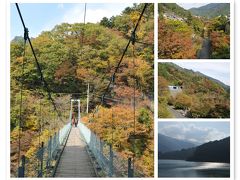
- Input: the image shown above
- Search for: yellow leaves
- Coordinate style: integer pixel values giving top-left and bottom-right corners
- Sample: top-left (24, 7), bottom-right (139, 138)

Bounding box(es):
top-left (76, 68), bottom-right (89, 79)
top-left (10, 127), bottom-right (21, 141)
top-left (25, 114), bottom-right (38, 131)
top-left (130, 11), bottom-right (141, 24)
top-left (25, 129), bottom-right (50, 159)
top-left (16, 57), bottom-right (23, 64)
top-left (25, 146), bottom-right (37, 159)
top-left (174, 93), bottom-right (192, 110)
top-left (76, 67), bottom-right (96, 81)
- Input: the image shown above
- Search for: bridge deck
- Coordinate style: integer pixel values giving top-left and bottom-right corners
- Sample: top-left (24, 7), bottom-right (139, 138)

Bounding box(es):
top-left (55, 126), bottom-right (96, 177)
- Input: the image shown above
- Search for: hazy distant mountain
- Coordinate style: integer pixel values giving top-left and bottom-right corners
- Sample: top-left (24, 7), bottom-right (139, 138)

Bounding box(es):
top-left (158, 133), bottom-right (196, 153)
top-left (159, 136), bottom-right (230, 163)
top-left (159, 147), bottom-right (196, 160)
top-left (11, 36), bottom-right (24, 43)
top-left (189, 3), bottom-right (230, 18)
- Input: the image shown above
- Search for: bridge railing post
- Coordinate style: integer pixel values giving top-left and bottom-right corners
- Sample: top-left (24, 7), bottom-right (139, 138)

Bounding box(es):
top-left (38, 142), bottom-right (44, 177)
top-left (93, 134), bottom-right (97, 157)
top-left (56, 131), bottom-right (60, 148)
top-left (51, 132), bottom-right (56, 158)
top-left (108, 144), bottom-right (113, 177)
top-left (128, 157), bottom-right (134, 177)
top-left (18, 155), bottom-right (26, 177)
top-left (47, 136), bottom-right (52, 169)
top-left (100, 140), bottom-right (103, 159)
top-left (97, 137), bottom-right (101, 160)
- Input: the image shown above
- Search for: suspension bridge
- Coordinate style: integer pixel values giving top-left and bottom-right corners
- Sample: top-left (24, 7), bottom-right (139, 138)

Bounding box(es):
top-left (13, 3), bottom-right (151, 178)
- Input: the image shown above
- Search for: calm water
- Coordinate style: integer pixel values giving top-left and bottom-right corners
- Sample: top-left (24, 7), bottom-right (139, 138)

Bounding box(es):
top-left (158, 159), bottom-right (230, 177)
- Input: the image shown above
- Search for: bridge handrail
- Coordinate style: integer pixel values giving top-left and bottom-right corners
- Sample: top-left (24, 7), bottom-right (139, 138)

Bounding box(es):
top-left (78, 122), bottom-right (144, 177)
top-left (17, 123), bottom-right (71, 177)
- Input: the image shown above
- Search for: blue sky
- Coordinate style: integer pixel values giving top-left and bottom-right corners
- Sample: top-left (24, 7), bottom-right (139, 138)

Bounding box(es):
top-left (178, 3), bottom-right (208, 10)
top-left (158, 121), bottom-right (230, 144)
top-left (173, 62), bottom-right (230, 86)
top-left (11, 3), bottom-right (133, 39)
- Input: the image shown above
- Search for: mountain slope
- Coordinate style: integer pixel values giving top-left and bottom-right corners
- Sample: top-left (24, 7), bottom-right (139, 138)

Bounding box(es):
top-left (159, 136), bottom-right (230, 163)
top-left (195, 71), bottom-right (230, 91)
top-left (158, 133), bottom-right (195, 153)
top-left (188, 136), bottom-right (230, 163)
top-left (158, 63), bottom-right (230, 118)
top-left (160, 62), bottom-right (229, 95)
top-left (159, 3), bottom-right (190, 18)
top-left (189, 3), bottom-right (230, 18)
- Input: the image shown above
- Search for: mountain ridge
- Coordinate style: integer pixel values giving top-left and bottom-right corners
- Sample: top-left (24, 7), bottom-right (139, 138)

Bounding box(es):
top-left (159, 136), bottom-right (230, 163)
top-left (189, 3), bottom-right (230, 18)
top-left (158, 133), bottom-right (196, 153)
top-left (165, 62), bottom-right (229, 90)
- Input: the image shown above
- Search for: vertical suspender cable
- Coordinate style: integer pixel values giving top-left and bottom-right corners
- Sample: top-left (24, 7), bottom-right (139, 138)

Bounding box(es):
top-left (37, 98), bottom-right (42, 174)
top-left (80, 3), bottom-right (86, 55)
top-left (102, 3), bottom-right (148, 100)
top-left (15, 3), bottom-right (63, 123)
top-left (131, 33), bottom-right (136, 176)
top-left (81, 3), bottom-right (87, 45)
top-left (17, 27), bottom-right (28, 171)
top-left (111, 75), bottom-right (115, 145)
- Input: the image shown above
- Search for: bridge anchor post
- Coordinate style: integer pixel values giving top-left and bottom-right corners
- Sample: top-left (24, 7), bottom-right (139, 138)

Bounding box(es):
top-left (38, 142), bottom-right (44, 177)
top-left (108, 144), bottom-right (113, 177)
top-left (17, 155), bottom-right (26, 177)
top-left (128, 157), bottom-right (134, 177)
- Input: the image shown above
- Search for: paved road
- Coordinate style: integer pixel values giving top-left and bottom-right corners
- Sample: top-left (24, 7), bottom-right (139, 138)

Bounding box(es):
top-left (55, 127), bottom-right (96, 177)
top-left (197, 38), bottom-right (211, 59)
top-left (167, 106), bottom-right (186, 118)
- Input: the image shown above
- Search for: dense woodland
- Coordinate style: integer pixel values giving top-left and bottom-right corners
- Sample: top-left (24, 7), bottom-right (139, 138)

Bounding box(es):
top-left (159, 136), bottom-right (230, 164)
top-left (158, 3), bottom-right (230, 59)
top-left (10, 3), bottom-right (154, 176)
top-left (158, 63), bottom-right (230, 118)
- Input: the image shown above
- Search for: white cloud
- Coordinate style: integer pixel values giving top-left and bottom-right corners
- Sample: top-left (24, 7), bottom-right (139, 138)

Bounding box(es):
top-left (31, 3), bottom-right (133, 38)
top-left (159, 123), bottom-right (228, 144)
top-left (63, 8), bottom-right (112, 24)
top-left (62, 4), bottom-right (132, 24)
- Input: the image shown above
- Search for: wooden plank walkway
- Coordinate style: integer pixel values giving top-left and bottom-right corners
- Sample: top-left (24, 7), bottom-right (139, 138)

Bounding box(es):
top-left (55, 126), bottom-right (96, 177)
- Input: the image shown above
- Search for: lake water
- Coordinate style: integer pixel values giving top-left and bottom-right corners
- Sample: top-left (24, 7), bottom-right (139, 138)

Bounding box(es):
top-left (158, 159), bottom-right (230, 177)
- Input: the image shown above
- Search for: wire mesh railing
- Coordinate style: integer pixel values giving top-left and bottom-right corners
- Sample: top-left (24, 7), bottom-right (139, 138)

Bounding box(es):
top-left (17, 123), bottom-right (71, 177)
top-left (78, 122), bottom-right (144, 177)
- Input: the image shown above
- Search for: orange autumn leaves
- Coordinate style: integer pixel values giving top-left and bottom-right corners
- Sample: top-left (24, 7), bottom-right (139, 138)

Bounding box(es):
top-left (81, 105), bottom-right (154, 176)
top-left (210, 31), bottom-right (230, 59)
top-left (158, 19), bottom-right (197, 59)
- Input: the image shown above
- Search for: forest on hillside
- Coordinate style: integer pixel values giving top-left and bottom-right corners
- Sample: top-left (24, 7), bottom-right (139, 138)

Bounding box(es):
top-left (158, 3), bottom-right (230, 59)
top-left (158, 63), bottom-right (230, 118)
top-left (159, 136), bottom-right (230, 164)
top-left (10, 3), bottom-right (154, 177)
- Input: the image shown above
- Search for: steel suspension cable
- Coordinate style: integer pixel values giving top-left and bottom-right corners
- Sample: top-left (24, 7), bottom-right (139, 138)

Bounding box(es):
top-left (81, 3), bottom-right (87, 46)
top-left (102, 3), bottom-right (148, 100)
top-left (91, 3), bottom-right (148, 118)
top-left (15, 3), bottom-right (63, 122)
